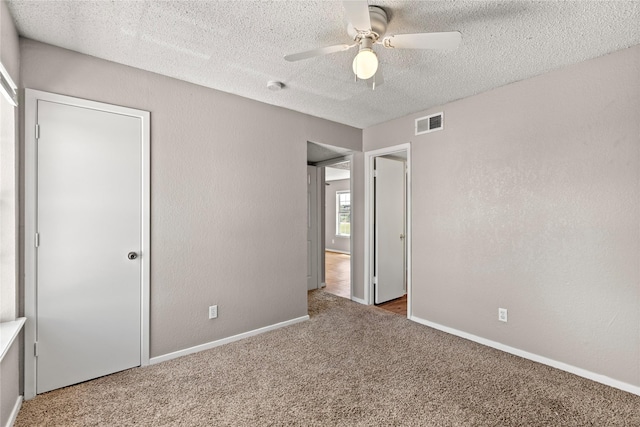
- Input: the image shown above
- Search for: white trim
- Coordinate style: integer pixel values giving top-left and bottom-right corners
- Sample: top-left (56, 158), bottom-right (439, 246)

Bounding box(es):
top-left (5, 395), bottom-right (22, 427)
top-left (350, 296), bottom-right (367, 305)
top-left (335, 190), bottom-right (351, 238)
top-left (0, 61), bottom-right (17, 106)
top-left (140, 94), bottom-right (151, 367)
top-left (410, 315), bottom-right (640, 397)
top-left (364, 144), bottom-right (412, 319)
top-left (316, 166), bottom-right (323, 290)
top-left (307, 165), bottom-right (323, 290)
top-left (316, 154), bottom-right (354, 300)
top-left (23, 89), bottom-right (151, 399)
top-left (0, 318), bottom-right (25, 363)
top-left (150, 315), bottom-right (310, 365)
top-left (405, 151), bottom-right (412, 318)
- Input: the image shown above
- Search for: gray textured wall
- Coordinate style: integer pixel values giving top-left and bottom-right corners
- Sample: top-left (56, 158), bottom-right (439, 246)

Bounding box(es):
top-left (0, 0), bottom-right (19, 79)
top-left (325, 178), bottom-right (351, 254)
top-left (364, 45), bottom-right (640, 387)
top-left (350, 152), bottom-right (365, 301)
top-left (20, 39), bottom-right (362, 358)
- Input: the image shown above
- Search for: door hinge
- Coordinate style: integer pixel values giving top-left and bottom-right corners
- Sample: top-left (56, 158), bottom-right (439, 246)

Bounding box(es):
top-left (34, 342), bottom-right (39, 357)
top-left (373, 169), bottom-right (377, 178)
top-left (35, 124), bottom-right (40, 139)
top-left (34, 232), bottom-right (40, 248)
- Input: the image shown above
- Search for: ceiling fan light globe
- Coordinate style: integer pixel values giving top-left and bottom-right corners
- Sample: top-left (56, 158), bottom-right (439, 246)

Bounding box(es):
top-left (352, 49), bottom-right (378, 80)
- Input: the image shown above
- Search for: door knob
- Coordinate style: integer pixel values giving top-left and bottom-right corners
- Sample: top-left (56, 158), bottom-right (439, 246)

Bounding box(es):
top-left (127, 252), bottom-right (138, 260)
top-left (400, 234), bottom-right (405, 240)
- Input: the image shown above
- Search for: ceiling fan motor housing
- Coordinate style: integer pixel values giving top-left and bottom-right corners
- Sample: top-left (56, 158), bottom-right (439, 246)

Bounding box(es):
top-left (347, 6), bottom-right (388, 41)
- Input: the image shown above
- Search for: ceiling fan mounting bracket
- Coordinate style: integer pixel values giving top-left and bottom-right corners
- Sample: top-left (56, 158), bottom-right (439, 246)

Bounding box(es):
top-left (347, 6), bottom-right (388, 41)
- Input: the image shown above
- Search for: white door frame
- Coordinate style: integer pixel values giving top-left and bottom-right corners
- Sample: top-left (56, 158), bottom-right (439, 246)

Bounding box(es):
top-left (313, 155), bottom-right (353, 300)
top-left (307, 165), bottom-right (322, 290)
top-left (23, 89), bottom-right (151, 400)
top-left (364, 143), bottom-right (411, 317)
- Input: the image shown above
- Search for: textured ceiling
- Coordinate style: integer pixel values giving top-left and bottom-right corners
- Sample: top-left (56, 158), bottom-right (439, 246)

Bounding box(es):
top-left (6, 1), bottom-right (640, 129)
top-left (307, 141), bottom-right (353, 163)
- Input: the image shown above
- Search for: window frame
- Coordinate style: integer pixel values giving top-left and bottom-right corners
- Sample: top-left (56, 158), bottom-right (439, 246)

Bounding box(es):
top-left (335, 190), bottom-right (351, 237)
top-left (0, 61), bottom-right (18, 322)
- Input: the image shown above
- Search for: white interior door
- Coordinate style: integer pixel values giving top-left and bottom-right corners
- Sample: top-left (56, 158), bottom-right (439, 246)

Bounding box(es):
top-left (307, 166), bottom-right (319, 290)
top-left (36, 99), bottom-right (142, 393)
top-left (374, 157), bottom-right (406, 304)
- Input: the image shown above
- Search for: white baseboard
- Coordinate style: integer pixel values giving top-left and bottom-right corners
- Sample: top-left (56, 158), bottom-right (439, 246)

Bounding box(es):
top-left (351, 296), bottom-right (367, 305)
top-left (150, 315), bottom-right (309, 365)
top-left (5, 395), bottom-right (22, 427)
top-left (410, 315), bottom-right (640, 397)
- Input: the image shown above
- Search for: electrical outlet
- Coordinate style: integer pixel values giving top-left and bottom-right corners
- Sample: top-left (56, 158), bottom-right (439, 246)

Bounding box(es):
top-left (498, 308), bottom-right (508, 322)
top-left (209, 305), bottom-right (218, 319)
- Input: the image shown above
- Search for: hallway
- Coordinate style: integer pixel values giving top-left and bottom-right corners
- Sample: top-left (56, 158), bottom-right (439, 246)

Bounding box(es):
top-left (324, 251), bottom-right (406, 316)
top-left (324, 251), bottom-right (350, 299)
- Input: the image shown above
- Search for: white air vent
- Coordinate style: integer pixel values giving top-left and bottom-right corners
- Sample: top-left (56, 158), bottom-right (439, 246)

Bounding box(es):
top-left (415, 112), bottom-right (443, 135)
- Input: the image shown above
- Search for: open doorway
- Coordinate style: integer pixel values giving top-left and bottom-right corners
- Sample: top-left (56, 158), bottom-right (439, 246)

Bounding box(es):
top-left (365, 144), bottom-right (411, 318)
top-left (324, 163), bottom-right (351, 299)
top-left (307, 141), bottom-right (354, 300)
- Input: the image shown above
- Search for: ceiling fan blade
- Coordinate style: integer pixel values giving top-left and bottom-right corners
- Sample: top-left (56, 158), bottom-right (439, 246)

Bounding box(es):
top-left (382, 31), bottom-right (462, 50)
top-left (365, 66), bottom-right (384, 89)
top-left (343, 0), bottom-right (372, 31)
top-left (284, 44), bottom-right (355, 62)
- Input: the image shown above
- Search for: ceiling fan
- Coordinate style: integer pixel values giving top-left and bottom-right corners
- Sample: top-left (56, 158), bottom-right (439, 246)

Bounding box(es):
top-left (284, 0), bottom-right (462, 87)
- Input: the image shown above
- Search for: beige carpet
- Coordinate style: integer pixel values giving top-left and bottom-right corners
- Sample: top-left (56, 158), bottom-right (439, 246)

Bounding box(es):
top-left (16, 290), bottom-right (640, 426)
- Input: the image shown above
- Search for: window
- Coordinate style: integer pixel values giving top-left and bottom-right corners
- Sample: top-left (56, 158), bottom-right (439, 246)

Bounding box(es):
top-left (0, 61), bottom-right (18, 321)
top-left (336, 191), bottom-right (350, 237)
